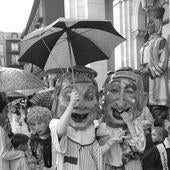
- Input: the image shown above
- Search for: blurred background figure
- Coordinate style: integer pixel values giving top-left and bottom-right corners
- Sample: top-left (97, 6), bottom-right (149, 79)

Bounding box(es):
top-left (0, 92), bottom-right (25, 170)
top-left (7, 98), bottom-right (30, 137)
top-left (10, 133), bottom-right (30, 170)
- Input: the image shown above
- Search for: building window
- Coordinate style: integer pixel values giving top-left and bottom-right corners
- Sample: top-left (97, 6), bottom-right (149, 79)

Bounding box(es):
top-left (11, 33), bottom-right (18, 39)
top-left (11, 55), bottom-right (19, 64)
top-left (0, 45), bottom-right (4, 56)
top-left (11, 43), bottom-right (19, 51)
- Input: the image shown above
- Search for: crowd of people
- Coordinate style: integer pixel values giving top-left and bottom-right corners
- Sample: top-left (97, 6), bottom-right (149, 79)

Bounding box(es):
top-left (0, 4), bottom-right (170, 170)
top-left (0, 64), bottom-right (170, 170)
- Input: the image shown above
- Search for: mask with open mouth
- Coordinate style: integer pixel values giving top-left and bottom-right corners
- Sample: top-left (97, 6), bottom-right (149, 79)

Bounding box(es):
top-left (102, 67), bottom-right (147, 127)
top-left (54, 66), bottom-right (100, 130)
top-left (111, 107), bottom-right (131, 120)
top-left (71, 112), bottom-right (89, 122)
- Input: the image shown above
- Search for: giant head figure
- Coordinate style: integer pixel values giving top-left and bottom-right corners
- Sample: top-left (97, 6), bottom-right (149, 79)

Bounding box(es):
top-left (52, 66), bottom-right (100, 130)
top-left (102, 67), bottom-right (148, 127)
top-left (147, 7), bottom-right (165, 36)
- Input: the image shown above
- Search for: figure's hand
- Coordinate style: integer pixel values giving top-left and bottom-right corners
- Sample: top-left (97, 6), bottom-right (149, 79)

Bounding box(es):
top-left (121, 112), bottom-right (133, 125)
top-left (69, 89), bottom-right (80, 106)
top-left (121, 112), bottom-right (138, 138)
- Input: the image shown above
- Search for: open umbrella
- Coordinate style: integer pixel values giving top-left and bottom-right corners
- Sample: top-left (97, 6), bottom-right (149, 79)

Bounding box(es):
top-left (19, 17), bottom-right (125, 71)
top-left (29, 87), bottom-right (55, 109)
top-left (0, 67), bottom-right (47, 96)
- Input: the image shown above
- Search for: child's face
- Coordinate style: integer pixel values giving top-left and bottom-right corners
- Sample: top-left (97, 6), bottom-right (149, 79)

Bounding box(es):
top-left (151, 129), bottom-right (161, 143)
top-left (30, 121), bottom-right (48, 136)
top-left (19, 143), bottom-right (28, 152)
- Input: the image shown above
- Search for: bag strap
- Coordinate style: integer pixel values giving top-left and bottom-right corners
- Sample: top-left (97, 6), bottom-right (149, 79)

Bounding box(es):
top-left (156, 143), bottom-right (169, 170)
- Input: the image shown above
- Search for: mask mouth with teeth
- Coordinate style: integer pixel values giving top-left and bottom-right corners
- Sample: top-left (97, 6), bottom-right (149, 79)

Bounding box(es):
top-left (104, 105), bottom-right (133, 127)
top-left (111, 107), bottom-right (131, 120)
top-left (69, 108), bottom-right (98, 130)
top-left (71, 113), bottom-right (89, 122)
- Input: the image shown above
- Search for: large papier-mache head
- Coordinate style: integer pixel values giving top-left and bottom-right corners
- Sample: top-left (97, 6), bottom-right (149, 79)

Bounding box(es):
top-left (102, 67), bottom-right (148, 127)
top-left (52, 65), bottom-right (100, 130)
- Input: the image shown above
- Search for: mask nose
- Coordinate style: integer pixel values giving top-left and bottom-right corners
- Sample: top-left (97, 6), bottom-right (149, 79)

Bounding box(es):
top-left (73, 96), bottom-right (86, 109)
top-left (115, 92), bottom-right (126, 112)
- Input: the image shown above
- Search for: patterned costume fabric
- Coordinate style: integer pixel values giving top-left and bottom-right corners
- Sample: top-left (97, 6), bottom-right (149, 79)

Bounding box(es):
top-left (50, 119), bottom-right (103, 170)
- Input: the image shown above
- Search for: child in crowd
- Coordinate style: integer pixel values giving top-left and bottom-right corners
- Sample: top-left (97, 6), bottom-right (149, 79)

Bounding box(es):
top-left (151, 127), bottom-right (165, 145)
top-left (27, 106), bottom-right (52, 169)
top-left (10, 133), bottom-right (30, 170)
top-left (142, 126), bottom-right (169, 170)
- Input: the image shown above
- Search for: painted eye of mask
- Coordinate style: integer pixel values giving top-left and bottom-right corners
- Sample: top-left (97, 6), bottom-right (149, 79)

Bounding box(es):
top-left (84, 87), bottom-right (95, 101)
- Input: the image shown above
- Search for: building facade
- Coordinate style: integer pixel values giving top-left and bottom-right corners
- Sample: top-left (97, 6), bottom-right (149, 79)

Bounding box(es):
top-left (112, 0), bottom-right (169, 70)
top-left (0, 32), bottom-right (21, 68)
top-left (21, 0), bottom-right (65, 38)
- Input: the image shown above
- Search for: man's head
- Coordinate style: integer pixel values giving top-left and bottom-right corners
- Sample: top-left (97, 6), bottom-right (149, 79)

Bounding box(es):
top-left (102, 67), bottom-right (148, 127)
top-left (52, 66), bottom-right (100, 130)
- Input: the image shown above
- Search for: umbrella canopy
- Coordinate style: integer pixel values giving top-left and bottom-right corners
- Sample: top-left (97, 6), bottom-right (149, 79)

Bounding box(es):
top-left (7, 89), bottom-right (43, 97)
top-left (29, 87), bottom-right (55, 109)
top-left (0, 67), bottom-right (47, 95)
top-left (19, 17), bottom-right (125, 71)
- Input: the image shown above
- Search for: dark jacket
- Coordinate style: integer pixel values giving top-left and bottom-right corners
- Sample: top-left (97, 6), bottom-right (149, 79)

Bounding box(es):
top-left (142, 139), bottom-right (170, 170)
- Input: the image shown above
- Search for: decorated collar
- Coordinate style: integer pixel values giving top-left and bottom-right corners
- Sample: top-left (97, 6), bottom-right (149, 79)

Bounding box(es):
top-left (164, 138), bottom-right (170, 149)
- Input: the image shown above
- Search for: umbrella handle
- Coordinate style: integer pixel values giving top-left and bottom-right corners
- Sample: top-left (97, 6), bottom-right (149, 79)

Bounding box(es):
top-left (67, 35), bottom-right (76, 89)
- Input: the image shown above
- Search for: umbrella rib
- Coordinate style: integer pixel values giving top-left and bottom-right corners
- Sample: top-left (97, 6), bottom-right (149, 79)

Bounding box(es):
top-left (54, 28), bottom-right (107, 46)
top-left (66, 33), bottom-right (75, 88)
top-left (41, 38), bottom-right (65, 74)
top-left (41, 29), bottom-right (93, 47)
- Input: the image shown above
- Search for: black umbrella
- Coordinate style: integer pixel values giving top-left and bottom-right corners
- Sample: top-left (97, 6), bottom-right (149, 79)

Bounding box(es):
top-left (19, 17), bottom-right (125, 70)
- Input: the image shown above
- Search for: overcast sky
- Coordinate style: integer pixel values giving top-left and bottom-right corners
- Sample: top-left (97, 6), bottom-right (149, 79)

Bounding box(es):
top-left (0, 0), bottom-right (34, 33)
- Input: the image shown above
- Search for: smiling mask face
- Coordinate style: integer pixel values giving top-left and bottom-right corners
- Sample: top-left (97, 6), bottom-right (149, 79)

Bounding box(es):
top-left (103, 69), bottom-right (146, 127)
top-left (56, 70), bottom-right (100, 130)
